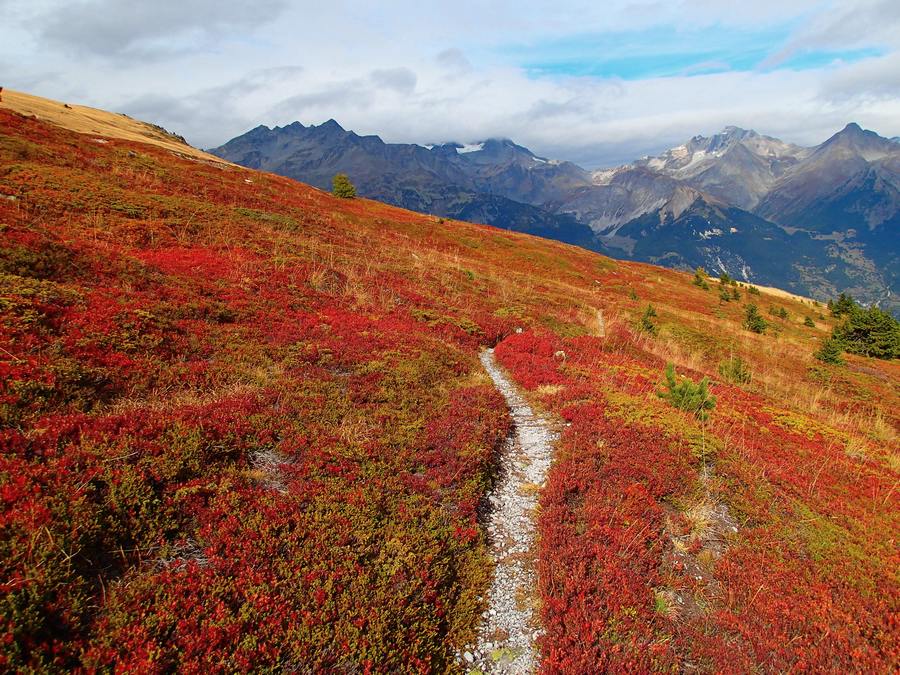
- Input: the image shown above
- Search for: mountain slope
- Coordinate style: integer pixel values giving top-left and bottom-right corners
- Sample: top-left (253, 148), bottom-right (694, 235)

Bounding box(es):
top-left (210, 121), bottom-right (589, 217)
top-left (757, 123), bottom-right (900, 231)
top-left (606, 126), bottom-right (807, 210)
top-left (212, 119), bottom-right (898, 312)
top-left (1, 92), bottom-right (898, 672)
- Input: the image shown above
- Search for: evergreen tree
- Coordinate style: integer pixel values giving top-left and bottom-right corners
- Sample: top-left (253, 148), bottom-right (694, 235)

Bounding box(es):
top-left (692, 267), bottom-right (710, 290)
top-left (658, 363), bottom-right (716, 420)
top-left (639, 304), bottom-right (659, 336)
top-left (830, 293), bottom-right (856, 317)
top-left (331, 173), bottom-right (357, 198)
top-left (718, 355), bottom-right (751, 384)
top-left (804, 316), bottom-right (815, 328)
top-left (743, 304), bottom-right (768, 334)
top-left (815, 337), bottom-right (845, 365)
top-left (832, 305), bottom-right (900, 359)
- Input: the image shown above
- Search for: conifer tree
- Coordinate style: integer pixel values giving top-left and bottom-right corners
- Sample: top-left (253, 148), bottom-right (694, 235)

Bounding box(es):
top-left (331, 173), bottom-right (357, 198)
top-left (743, 304), bottom-right (767, 334)
top-left (658, 363), bottom-right (716, 420)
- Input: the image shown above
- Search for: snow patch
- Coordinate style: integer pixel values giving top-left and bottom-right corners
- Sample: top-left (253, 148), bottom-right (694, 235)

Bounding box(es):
top-left (456, 142), bottom-right (485, 154)
top-left (592, 167), bottom-right (621, 185)
top-left (698, 228), bottom-right (723, 239)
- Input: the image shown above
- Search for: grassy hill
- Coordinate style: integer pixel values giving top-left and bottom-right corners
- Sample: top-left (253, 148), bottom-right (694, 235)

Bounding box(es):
top-left (0, 94), bottom-right (897, 672)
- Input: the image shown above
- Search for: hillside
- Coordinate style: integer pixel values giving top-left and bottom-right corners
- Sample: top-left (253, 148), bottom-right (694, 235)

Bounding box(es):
top-left (212, 121), bottom-right (900, 314)
top-left (1, 95), bottom-right (898, 672)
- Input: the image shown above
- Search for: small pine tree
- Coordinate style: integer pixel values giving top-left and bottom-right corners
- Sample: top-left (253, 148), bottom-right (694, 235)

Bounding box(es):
top-left (693, 267), bottom-right (710, 290)
top-left (658, 363), bottom-right (716, 420)
top-left (639, 304), bottom-right (658, 336)
top-left (628, 288), bottom-right (639, 301)
top-left (718, 355), bottom-right (751, 384)
top-left (719, 287), bottom-right (732, 303)
top-left (748, 285), bottom-right (760, 296)
top-left (731, 287), bottom-right (741, 301)
top-left (331, 173), bottom-right (357, 198)
top-left (815, 337), bottom-right (845, 365)
top-left (744, 304), bottom-right (768, 334)
top-left (719, 272), bottom-right (732, 285)
top-left (804, 316), bottom-right (815, 328)
top-left (830, 293), bottom-right (856, 317)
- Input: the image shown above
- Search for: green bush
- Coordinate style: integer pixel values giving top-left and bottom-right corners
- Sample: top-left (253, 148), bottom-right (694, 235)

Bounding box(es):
top-left (657, 363), bottom-right (716, 421)
top-left (804, 316), bottom-right (815, 328)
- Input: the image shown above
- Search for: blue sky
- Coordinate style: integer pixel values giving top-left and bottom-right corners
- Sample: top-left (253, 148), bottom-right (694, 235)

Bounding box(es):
top-left (1, 0), bottom-right (899, 167)
top-left (501, 25), bottom-right (884, 79)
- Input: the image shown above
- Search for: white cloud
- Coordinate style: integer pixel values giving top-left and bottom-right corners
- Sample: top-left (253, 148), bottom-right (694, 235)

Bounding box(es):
top-left (1, 0), bottom-right (898, 166)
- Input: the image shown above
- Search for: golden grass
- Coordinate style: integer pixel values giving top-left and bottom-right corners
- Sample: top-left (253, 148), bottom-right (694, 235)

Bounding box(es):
top-left (1, 89), bottom-right (231, 165)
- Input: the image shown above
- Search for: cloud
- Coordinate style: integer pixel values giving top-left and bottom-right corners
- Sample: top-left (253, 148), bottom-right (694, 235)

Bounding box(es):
top-left (118, 66), bottom-right (307, 147)
top-left (35, 0), bottom-right (288, 59)
top-left (763, 0), bottom-right (900, 67)
top-left (436, 48), bottom-right (472, 72)
top-left (370, 68), bottom-right (417, 94)
top-left (2, 0), bottom-right (899, 166)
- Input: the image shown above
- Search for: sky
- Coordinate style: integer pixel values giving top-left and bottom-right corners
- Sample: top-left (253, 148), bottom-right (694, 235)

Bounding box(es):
top-left (3, 0), bottom-right (900, 167)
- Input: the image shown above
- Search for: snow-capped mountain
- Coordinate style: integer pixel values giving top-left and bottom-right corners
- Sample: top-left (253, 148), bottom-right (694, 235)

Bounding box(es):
top-left (593, 126), bottom-right (808, 210)
top-left (211, 121), bottom-right (899, 313)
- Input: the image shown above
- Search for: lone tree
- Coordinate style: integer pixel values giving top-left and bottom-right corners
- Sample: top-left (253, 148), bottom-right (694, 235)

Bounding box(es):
top-left (639, 304), bottom-right (659, 336)
top-left (693, 267), bottom-right (710, 290)
top-left (331, 173), bottom-right (356, 199)
top-left (743, 304), bottom-right (768, 334)
top-left (658, 363), bottom-right (716, 421)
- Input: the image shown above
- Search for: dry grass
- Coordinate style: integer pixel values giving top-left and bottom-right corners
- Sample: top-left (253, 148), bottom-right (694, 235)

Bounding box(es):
top-left (684, 499), bottom-right (716, 537)
top-left (1, 89), bottom-right (230, 165)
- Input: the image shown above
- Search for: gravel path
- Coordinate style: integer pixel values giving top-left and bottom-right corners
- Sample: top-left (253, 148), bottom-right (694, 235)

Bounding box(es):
top-left (459, 349), bottom-right (558, 674)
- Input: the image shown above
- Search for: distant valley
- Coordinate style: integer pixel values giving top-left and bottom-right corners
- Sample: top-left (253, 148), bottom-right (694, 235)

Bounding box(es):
top-left (211, 121), bottom-right (899, 314)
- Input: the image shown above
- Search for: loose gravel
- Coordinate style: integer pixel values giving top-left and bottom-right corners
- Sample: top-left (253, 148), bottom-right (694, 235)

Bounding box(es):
top-left (458, 349), bottom-right (558, 674)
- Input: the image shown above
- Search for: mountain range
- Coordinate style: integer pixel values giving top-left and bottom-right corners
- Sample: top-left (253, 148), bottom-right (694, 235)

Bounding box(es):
top-left (211, 121), bottom-right (899, 313)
